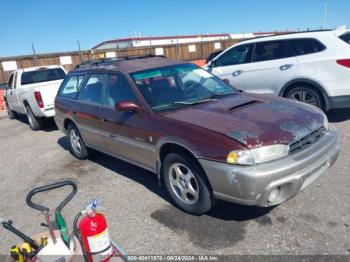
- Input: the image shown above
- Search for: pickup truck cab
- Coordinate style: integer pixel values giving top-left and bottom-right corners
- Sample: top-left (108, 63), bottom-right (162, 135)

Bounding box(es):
top-left (4, 65), bottom-right (66, 130)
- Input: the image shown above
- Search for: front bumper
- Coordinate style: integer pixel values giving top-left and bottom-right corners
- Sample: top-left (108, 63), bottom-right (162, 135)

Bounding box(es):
top-left (199, 127), bottom-right (340, 207)
top-left (328, 95), bottom-right (350, 110)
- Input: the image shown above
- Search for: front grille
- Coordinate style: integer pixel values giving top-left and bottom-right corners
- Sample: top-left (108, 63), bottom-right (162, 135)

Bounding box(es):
top-left (289, 126), bottom-right (325, 154)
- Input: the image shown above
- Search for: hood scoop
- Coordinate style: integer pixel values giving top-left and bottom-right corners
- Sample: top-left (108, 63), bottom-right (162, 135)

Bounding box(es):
top-left (229, 100), bottom-right (261, 112)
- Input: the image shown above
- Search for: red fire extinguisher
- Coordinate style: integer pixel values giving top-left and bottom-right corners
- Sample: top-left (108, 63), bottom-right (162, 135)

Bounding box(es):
top-left (75, 200), bottom-right (114, 262)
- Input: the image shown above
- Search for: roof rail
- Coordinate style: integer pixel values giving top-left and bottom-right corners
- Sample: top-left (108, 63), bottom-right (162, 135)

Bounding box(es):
top-left (75, 54), bottom-right (165, 68)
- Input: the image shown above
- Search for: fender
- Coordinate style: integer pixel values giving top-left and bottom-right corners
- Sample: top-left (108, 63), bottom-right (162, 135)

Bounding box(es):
top-left (155, 137), bottom-right (202, 182)
top-left (278, 78), bottom-right (330, 111)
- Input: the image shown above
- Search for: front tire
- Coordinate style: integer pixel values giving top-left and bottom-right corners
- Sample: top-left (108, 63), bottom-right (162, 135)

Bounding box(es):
top-left (26, 105), bottom-right (44, 130)
top-left (67, 124), bottom-right (89, 160)
top-left (162, 153), bottom-right (215, 215)
top-left (285, 85), bottom-right (324, 110)
top-left (6, 103), bottom-right (16, 119)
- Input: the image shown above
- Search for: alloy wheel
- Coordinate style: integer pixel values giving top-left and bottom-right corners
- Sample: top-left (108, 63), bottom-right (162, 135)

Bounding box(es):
top-left (168, 163), bottom-right (199, 204)
top-left (288, 90), bottom-right (318, 106)
top-left (70, 129), bottom-right (82, 154)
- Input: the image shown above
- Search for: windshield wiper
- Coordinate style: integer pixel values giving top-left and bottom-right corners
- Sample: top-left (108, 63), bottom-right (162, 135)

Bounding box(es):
top-left (152, 98), bottom-right (217, 111)
top-left (209, 91), bottom-right (236, 98)
top-left (173, 98), bottom-right (217, 105)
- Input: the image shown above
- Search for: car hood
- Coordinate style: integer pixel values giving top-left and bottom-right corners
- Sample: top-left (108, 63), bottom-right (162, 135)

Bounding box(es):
top-left (162, 93), bottom-right (325, 148)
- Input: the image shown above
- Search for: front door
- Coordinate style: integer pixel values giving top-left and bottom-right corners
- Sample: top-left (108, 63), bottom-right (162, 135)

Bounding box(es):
top-left (100, 73), bottom-right (156, 170)
top-left (208, 43), bottom-right (253, 90)
top-left (6, 72), bottom-right (20, 112)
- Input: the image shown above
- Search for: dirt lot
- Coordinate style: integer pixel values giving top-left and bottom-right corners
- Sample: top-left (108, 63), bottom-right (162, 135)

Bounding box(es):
top-left (0, 109), bottom-right (349, 256)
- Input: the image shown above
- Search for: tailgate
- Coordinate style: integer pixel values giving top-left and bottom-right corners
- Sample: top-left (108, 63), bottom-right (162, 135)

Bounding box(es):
top-left (35, 80), bottom-right (63, 109)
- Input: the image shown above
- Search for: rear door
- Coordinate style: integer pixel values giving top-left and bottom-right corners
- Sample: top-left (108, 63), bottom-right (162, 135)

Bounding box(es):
top-left (100, 72), bottom-right (156, 169)
top-left (208, 43), bottom-right (253, 90)
top-left (73, 74), bottom-right (104, 148)
top-left (243, 40), bottom-right (297, 95)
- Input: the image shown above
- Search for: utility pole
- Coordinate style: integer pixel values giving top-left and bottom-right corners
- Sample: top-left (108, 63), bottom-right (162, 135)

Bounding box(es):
top-left (77, 40), bottom-right (82, 63)
top-left (324, 0), bottom-right (328, 29)
top-left (31, 43), bottom-right (37, 66)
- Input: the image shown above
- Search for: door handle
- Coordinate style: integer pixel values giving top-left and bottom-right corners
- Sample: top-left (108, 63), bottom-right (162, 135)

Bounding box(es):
top-left (279, 64), bottom-right (293, 71)
top-left (232, 70), bottom-right (243, 77)
top-left (101, 118), bottom-right (108, 122)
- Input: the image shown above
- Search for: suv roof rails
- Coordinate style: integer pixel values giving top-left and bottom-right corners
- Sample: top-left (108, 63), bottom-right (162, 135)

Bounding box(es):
top-left (247, 29), bottom-right (333, 41)
top-left (75, 54), bottom-right (165, 69)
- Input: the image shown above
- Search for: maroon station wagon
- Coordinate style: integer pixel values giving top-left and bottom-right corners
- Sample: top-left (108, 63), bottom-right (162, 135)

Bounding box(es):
top-left (54, 55), bottom-right (340, 215)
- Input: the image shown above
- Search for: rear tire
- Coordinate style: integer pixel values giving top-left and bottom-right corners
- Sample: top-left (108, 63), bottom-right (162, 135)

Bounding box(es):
top-left (26, 105), bottom-right (44, 130)
top-left (285, 85), bottom-right (325, 111)
top-left (162, 153), bottom-right (215, 215)
top-left (6, 103), bottom-right (16, 120)
top-left (67, 124), bottom-right (89, 160)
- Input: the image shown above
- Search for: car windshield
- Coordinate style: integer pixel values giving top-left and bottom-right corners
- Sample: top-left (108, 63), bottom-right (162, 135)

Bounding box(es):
top-left (131, 63), bottom-right (237, 112)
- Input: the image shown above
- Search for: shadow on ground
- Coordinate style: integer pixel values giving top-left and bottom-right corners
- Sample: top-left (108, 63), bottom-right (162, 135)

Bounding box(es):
top-left (15, 115), bottom-right (58, 132)
top-left (57, 136), bottom-right (273, 249)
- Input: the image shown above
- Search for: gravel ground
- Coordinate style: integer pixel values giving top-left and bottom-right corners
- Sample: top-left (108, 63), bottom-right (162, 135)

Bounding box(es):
top-left (0, 109), bottom-right (349, 257)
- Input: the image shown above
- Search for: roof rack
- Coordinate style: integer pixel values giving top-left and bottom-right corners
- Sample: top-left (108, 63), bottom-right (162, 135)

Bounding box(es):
top-left (247, 29), bottom-right (333, 41)
top-left (75, 54), bottom-right (165, 68)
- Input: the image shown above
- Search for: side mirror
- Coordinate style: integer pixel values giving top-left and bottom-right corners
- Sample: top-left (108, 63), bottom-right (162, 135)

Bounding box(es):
top-left (115, 101), bottom-right (142, 113)
top-left (222, 79), bottom-right (230, 85)
top-left (208, 59), bottom-right (217, 68)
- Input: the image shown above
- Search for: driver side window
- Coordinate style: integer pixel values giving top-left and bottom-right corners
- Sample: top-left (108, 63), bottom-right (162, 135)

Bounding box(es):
top-left (8, 73), bottom-right (14, 89)
top-left (215, 44), bottom-right (253, 67)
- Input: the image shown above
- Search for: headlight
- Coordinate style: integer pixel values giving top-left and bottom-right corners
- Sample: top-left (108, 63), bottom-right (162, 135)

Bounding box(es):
top-left (323, 114), bottom-right (329, 130)
top-left (227, 144), bottom-right (289, 165)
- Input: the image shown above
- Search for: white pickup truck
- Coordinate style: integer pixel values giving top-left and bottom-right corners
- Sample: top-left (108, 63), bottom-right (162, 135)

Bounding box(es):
top-left (3, 65), bottom-right (66, 130)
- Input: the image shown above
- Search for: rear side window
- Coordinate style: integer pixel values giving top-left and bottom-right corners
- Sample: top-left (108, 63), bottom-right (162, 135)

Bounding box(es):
top-left (289, 38), bottom-right (326, 55)
top-left (58, 75), bottom-right (85, 99)
top-left (77, 74), bottom-right (105, 104)
top-left (215, 44), bottom-right (253, 66)
top-left (252, 40), bottom-right (293, 62)
top-left (339, 32), bottom-right (350, 45)
top-left (21, 68), bottom-right (66, 85)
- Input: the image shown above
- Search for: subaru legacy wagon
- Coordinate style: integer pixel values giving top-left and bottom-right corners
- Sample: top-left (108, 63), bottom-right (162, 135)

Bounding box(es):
top-left (55, 55), bottom-right (339, 215)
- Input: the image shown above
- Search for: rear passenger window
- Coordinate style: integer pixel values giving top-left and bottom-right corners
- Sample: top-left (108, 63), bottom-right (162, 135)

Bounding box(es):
top-left (58, 75), bottom-right (85, 99)
top-left (78, 74), bottom-right (106, 104)
top-left (102, 73), bottom-right (138, 107)
top-left (339, 32), bottom-right (350, 45)
top-left (253, 40), bottom-right (293, 62)
top-left (289, 38), bottom-right (326, 55)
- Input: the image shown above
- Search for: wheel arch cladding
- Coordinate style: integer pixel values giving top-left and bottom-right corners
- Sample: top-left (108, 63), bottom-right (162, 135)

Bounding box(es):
top-left (279, 78), bottom-right (330, 110)
top-left (64, 118), bottom-right (75, 130)
top-left (159, 143), bottom-right (213, 191)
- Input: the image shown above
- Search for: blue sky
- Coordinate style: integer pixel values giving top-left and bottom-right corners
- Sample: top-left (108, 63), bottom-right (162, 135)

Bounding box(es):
top-left (0, 0), bottom-right (349, 57)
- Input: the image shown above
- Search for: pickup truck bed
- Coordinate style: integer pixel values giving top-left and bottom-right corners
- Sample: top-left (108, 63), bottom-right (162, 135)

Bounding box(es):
top-left (4, 65), bottom-right (66, 130)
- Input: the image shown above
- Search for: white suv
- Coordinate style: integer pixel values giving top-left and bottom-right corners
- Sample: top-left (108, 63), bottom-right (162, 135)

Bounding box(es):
top-left (205, 29), bottom-right (350, 111)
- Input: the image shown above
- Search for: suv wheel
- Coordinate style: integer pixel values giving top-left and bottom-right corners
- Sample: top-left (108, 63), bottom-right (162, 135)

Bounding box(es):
top-left (26, 105), bottom-right (44, 130)
top-left (67, 124), bottom-right (88, 159)
top-left (286, 86), bottom-right (324, 110)
top-left (6, 103), bottom-right (16, 119)
top-left (162, 153), bottom-right (214, 215)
